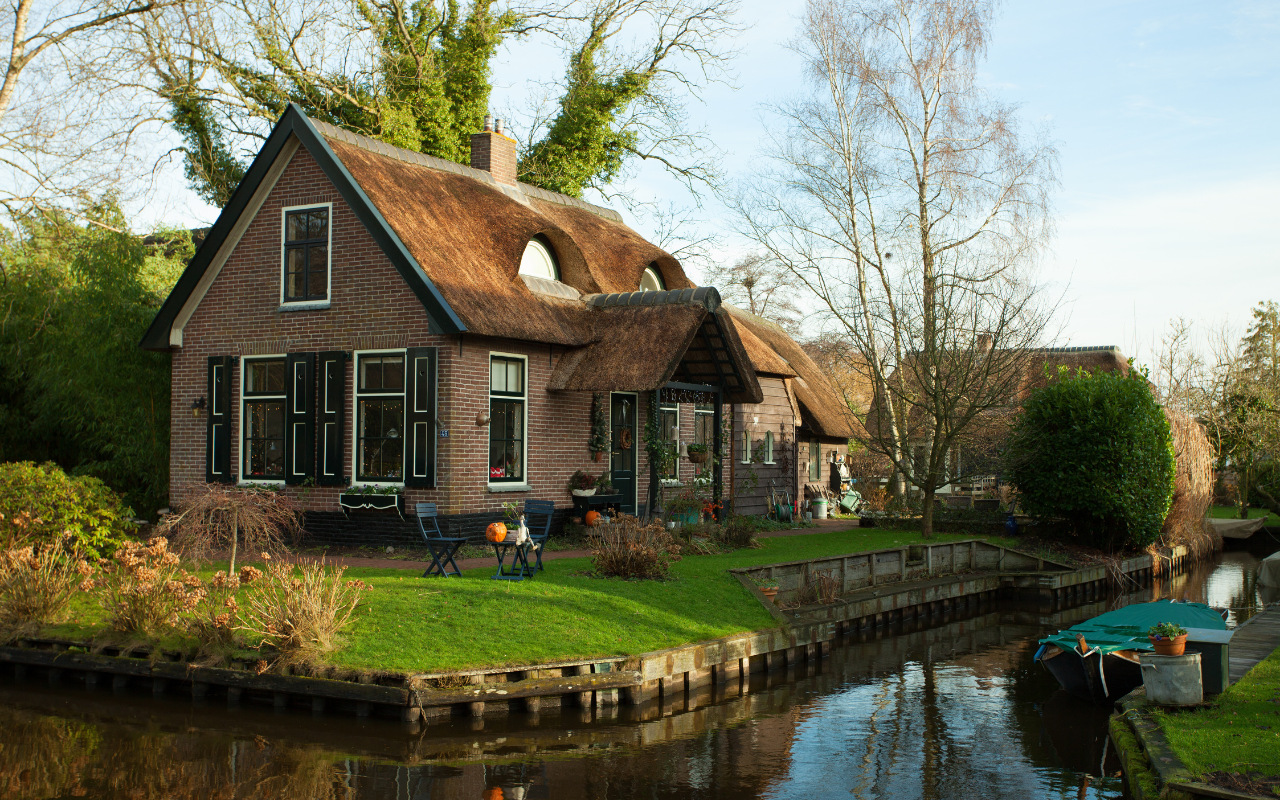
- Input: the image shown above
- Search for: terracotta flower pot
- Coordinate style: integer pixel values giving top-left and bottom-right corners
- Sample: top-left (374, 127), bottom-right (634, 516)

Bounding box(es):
top-left (761, 587), bottom-right (778, 602)
top-left (1150, 633), bottom-right (1188, 656)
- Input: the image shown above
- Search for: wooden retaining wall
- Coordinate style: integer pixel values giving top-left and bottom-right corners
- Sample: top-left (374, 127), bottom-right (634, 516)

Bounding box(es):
top-left (0, 542), bottom-right (1194, 727)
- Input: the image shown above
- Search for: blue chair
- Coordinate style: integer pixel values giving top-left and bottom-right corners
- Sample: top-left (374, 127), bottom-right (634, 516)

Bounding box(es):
top-left (415, 502), bottom-right (467, 577)
top-left (523, 499), bottom-right (555, 572)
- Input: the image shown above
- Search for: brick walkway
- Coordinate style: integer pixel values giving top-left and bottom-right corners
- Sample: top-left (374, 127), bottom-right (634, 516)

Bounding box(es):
top-left (290, 517), bottom-right (861, 572)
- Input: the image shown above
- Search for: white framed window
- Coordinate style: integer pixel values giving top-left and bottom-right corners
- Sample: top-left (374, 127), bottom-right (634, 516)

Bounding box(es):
top-left (489, 353), bottom-right (527, 484)
top-left (809, 440), bottom-right (821, 482)
top-left (280, 203), bottom-right (332, 305)
top-left (241, 356), bottom-right (286, 481)
top-left (764, 430), bottom-right (775, 464)
top-left (658, 398), bottom-right (679, 481)
top-left (640, 264), bottom-right (665, 291)
top-left (353, 351), bottom-right (405, 483)
top-left (741, 427), bottom-right (751, 464)
top-left (519, 237), bottom-right (560, 281)
top-left (694, 402), bottom-right (716, 474)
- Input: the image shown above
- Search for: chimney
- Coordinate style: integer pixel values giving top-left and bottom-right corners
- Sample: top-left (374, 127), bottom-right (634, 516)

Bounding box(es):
top-left (470, 114), bottom-right (518, 186)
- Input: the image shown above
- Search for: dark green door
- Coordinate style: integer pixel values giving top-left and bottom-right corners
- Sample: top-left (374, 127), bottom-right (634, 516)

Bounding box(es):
top-left (610, 393), bottom-right (637, 514)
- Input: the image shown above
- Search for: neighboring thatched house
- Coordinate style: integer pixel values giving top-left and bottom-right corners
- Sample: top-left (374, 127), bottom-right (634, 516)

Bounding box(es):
top-left (141, 104), bottom-right (851, 541)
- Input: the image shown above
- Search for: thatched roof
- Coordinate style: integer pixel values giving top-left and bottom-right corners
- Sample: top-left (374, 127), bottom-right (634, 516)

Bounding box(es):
top-left (1014, 346), bottom-right (1133, 400)
top-left (726, 307), bottom-right (860, 440)
top-left (548, 289), bottom-right (761, 403)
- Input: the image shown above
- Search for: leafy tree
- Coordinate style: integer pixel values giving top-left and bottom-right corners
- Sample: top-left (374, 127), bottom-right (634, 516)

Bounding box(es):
top-left (141, 0), bottom-right (734, 202)
top-left (0, 201), bottom-right (185, 514)
top-left (1004, 367), bottom-right (1175, 552)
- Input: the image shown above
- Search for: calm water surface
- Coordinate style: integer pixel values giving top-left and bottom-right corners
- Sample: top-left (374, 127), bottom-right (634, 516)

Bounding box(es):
top-left (1, 542), bottom-right (1273, 800)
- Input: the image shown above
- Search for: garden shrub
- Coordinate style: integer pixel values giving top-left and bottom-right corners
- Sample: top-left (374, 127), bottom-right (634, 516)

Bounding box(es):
top-left (0, 542), bottom-right (94, 636)
top-left (589, 515), bottom-right (682, 579)
top-left (714, 515), bottom-right (759, 550)
top-left (0, 461), bottom-right (135, 557)
top-left (97, 537), bottom-right (199, 635)
top-left (158, 485), bottom-right (301, 572)
top-left (236, 557), bottom-right (369, 667)
top-left (1004, 367), bottom-right (1175, 551)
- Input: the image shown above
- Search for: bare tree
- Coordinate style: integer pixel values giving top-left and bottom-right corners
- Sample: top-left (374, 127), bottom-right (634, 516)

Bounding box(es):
top-left (732, 0), bottom-right (1058, 536)
top-left (703, 252), bottom-right (803, 333)
top-left (0, 0), bottom-right (174, 217)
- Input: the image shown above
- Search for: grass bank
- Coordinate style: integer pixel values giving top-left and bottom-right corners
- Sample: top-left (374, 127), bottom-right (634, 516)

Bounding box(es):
top-left (1153, 648), bottom-right (1280, 784)
top-left (1208, 505), bottom-right (1279, 526)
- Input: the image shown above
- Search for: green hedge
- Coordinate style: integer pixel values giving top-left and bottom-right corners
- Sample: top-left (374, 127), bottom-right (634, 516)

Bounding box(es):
top-left (0, 461), bottom-right (136, 557)
top-left (1004, 367), bottom-right (1175, 551)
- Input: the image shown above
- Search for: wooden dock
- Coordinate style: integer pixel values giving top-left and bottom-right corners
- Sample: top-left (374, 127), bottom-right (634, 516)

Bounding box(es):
top-left (1228, 603), bottom-right (1280, 684)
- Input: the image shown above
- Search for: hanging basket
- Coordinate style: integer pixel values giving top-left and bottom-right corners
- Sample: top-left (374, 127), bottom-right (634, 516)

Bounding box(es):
top-left (687, 450), bottom-right (709, 464)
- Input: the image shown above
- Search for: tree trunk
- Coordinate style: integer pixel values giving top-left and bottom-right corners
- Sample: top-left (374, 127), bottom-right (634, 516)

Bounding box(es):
top-left (921, 486), bottom-right (935, 538)
top-left (229, 509), bottom-right (239, 574)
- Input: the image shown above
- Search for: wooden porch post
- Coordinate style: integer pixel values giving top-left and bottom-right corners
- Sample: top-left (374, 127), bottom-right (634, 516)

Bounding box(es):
top-left (713, 386), bottom-right (723, 521)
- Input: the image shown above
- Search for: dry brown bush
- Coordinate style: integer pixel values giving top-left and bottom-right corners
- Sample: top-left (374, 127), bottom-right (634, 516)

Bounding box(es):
top-left (237, 557), bottom-right (369, 667)
top-left (590, 516), bottom-right (683, 579)
top-left (97, 537), bottom-right (203, 635)
top-left (159, 486), bottom-right (301, 573)
top-left (1161, 409), bottom-right (1218, 558)
top-left (0, 541), bottom-right (93, 636)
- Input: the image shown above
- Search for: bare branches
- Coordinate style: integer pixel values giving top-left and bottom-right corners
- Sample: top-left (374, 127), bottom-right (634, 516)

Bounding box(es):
top-left (733, 0), bottom-right (1058, 535)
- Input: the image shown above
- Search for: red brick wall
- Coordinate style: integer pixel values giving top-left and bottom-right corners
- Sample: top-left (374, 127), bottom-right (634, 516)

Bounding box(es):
top-left (170, 143), bottom-right (722, 528)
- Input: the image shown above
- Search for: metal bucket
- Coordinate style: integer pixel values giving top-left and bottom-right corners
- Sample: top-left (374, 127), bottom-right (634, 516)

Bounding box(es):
top-left (1139, 652), bottom-right (1203, 706)
top-left (811, 499), bottom-right (828, 520)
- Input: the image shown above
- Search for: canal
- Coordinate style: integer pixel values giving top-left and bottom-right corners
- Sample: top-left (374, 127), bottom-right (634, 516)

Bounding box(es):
top-left (1, 541), bottom-right (1274, 799)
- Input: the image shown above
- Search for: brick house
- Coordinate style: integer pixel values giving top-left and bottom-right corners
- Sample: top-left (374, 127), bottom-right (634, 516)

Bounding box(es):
top-left (142, 105), bottom-right (855, 542)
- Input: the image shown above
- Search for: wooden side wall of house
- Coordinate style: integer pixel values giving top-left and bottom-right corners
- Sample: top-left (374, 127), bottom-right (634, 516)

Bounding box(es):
top-left (171, 143), bottom-right (732, 543)
top-left (731, 376), bottom-right (799, 516)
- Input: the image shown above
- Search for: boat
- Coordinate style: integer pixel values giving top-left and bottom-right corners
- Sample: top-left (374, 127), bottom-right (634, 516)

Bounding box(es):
top-left (1034, 599), bottom-right (1227, 703)
top-left (1209, 516), bottom-right (1268, 540)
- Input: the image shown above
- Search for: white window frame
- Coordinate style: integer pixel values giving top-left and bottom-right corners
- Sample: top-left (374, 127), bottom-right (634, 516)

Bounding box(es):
top-left (350, 349), bottom-right (407, 487)
top-left (741, 427), bottom-right (752, 464)
top-left (488, 351), bottom-right (529, 488)
top-left (279, 202), bottom-right (333, 308)
top-left (658, 398), bottom-right (680, 484)
top-left (238, 355), bottom-right (287, 485)
top-left (764, 430), bottom-right (775, 464)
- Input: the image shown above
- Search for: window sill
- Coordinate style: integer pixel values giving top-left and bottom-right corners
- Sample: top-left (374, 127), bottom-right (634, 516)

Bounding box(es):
top-left (277, 301), bottom-right (331, 313)
top-left (487, 483), bottom-right (532, 493)
top-left (660, 479), bottom-right (684, 488)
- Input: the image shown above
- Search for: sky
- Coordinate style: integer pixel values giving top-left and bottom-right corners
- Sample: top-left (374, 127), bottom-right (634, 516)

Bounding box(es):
top-left (156, 0), bottom-right (1280, 366)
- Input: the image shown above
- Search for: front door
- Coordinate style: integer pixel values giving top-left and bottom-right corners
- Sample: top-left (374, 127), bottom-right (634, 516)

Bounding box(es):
top-left (610, 393), bottom-right (637, 515)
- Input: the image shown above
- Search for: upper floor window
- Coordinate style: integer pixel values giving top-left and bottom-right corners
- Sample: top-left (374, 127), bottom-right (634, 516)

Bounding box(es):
top-left (283, 206), bottom-right (330, 303)
top-left (519, 237), bottom-right (560, 281)
top-left (640, 265), bottom-right (665, 292)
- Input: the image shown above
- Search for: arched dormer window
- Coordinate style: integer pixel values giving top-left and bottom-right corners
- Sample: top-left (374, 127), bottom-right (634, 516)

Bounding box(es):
top-left (640, 264), bottom-right (666, 291)
top-left (519, 236), bottom-right (560, 281)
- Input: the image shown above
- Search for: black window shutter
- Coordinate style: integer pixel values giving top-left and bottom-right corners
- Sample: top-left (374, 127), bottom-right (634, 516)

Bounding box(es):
top-left (404, 347), bottom-right (438, 488)
top-left (206, 355), bottom-right (233, 483)
top-left (284, 353), bottom-right (316, 485)
top-left (316, 351), bottom-right (347, 486)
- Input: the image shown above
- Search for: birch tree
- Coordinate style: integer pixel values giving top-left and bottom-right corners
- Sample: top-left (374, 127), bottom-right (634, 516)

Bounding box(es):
top-left (733, 0), bottom-right (1057, 536)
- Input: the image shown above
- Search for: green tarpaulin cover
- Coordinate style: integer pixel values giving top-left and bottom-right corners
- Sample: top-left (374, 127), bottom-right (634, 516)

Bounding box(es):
top-left (1038, 599), bottom-right (1226, 655)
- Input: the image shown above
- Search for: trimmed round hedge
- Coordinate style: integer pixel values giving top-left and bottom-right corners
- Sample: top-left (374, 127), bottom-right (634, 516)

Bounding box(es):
top-left (1005, 367), bottom-right (1175, 551)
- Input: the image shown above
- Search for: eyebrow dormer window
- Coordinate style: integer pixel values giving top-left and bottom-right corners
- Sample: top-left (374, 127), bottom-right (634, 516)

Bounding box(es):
top-left (640, 265), bottom-right (665, 292)
top-left (519, 236), bottom-right (559, 281)
top-left (283, 206), bottom-right (330, 303)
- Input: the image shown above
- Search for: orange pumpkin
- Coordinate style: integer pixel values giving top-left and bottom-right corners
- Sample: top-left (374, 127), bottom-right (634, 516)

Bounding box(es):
top-left (485, 522), bottom-right (508, 542)
top-left (484, 789), bottom-right (504, 800)
top-left (585, 511), bottom-right (601, 527)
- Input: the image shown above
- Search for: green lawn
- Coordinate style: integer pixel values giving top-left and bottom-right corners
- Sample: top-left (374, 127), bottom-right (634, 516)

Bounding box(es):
top-left (1155, 648), bottom-right (1280, 781)
top-left (1208, 505), bottom-right (1279, 526)
top-left (46, 526), bottom-right (1019, 675)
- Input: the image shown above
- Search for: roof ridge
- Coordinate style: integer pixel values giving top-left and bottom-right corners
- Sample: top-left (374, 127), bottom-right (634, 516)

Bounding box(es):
top-left (312, 119), bottom-right (624, 223)
top-left (1041, 345), bottom-right (1122, 354)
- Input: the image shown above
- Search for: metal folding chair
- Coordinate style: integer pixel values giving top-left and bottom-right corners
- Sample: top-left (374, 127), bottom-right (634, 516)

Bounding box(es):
top-left (522, 499), bottom-right (555, 572)
top-left (415, 502), bottom-right (467, 577)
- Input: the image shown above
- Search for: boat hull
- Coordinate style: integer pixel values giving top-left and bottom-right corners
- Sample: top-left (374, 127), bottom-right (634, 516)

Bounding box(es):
top-left (1037, 645), bottom-right (1142, 703)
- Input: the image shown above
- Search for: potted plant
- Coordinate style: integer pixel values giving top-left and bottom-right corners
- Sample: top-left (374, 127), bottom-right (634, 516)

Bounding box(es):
top-left (595, 472), bottom-right (615, 495)
top-left (753, 575), bottom-right (780, 602)
top-left (686, 442), bottom-right (709, 464)
top-left (569, 469), bottom-right (597, 497)
top-left (1148, 622), bottom-right (1189, 656)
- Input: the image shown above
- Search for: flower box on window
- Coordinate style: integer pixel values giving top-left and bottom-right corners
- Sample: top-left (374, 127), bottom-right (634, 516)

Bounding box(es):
top-left (339, 490), bottom-right (404, 517)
